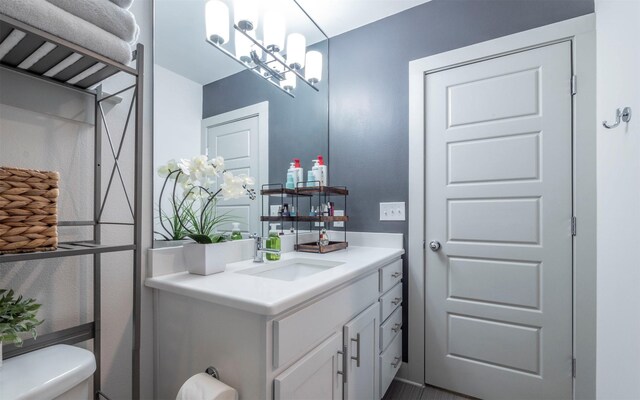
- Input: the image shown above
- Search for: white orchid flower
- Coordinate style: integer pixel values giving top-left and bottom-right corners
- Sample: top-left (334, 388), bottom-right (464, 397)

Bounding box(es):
top-left (157, 164), bottom-right (170, 178)
top-left (212, 156), bottom-right (225, 170)
top-left (178, 158), bottom-right (191, 176)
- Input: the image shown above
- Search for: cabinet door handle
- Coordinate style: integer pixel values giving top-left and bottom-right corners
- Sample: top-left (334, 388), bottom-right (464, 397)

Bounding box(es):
top-left (391, 323), bottom-right (402, 333)
top-left (391, 272), bottom-right (402, 278)
top-left (391, 356), bottom-right (401, 368)
top-left (337, 349), bottom-right (346, 383)
top-left (350, 333), bottom-right (361, 367)
top-left (391, 297), bottom-right (401, 306)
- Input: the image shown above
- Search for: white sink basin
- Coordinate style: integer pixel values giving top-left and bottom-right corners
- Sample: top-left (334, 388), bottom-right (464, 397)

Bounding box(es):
top-left (237, 258), bottom-right (344, 281)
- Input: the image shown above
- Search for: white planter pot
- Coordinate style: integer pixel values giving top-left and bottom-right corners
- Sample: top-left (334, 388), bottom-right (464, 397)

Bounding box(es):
top-left (183, 242), bottom-right (230, 275)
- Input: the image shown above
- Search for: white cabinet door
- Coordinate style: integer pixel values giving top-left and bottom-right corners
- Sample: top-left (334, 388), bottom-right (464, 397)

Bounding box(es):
top-left (274, 332), bottom-right (344, 400)
top-left (344, 303), bottom-right (379, 400)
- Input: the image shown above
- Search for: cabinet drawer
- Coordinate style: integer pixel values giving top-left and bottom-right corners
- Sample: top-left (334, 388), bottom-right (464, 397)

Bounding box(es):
top-left (379, 282), bottom-right (402, 322)
top-left (380, 330), bottom-right (402, 397)
top-left (379, 306), bottom-right (402, 353)
top-left (379, 259), bottom-right (402, 294)
top-left (273, 272), bottom-right (379, 368)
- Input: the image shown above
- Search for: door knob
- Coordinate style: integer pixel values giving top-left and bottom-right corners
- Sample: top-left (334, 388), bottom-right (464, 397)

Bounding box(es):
top-left (429, 241), bottom-right (441, 252)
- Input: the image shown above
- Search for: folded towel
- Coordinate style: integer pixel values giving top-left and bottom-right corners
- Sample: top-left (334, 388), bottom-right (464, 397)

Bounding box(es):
top-left (46, 0), bottom-right (139, 44)
top-left (0, 0), bottom-right (133, 65)
top-left (109, 0), bottom-right (134, 10)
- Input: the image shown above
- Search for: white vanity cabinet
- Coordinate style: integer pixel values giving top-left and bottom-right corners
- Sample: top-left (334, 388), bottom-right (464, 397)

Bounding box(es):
top-left (274, 302), bottom-right (380, 400)
top-left (343, 303), bottom-right (380, 400)
top-left (378, 259), bottom-right (404, 397)
top-left (152, 254), bottom-right (403, 400)
top-left (274, 332), bottom-right (344, 400)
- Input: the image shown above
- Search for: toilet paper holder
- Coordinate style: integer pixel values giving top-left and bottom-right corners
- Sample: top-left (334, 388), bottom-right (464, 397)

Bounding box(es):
top-left (205, 366), bottom-right (220, 380)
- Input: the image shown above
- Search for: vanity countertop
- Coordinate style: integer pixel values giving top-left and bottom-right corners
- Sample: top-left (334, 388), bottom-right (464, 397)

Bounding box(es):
top-left (145, 246), bottom-right (404, 316)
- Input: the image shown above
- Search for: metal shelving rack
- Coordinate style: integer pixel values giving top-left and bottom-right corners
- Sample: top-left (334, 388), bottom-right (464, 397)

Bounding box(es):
top-left (259, 183), bottom-right (349, 253)
top-left (0, 14), bottom-right (143, 400)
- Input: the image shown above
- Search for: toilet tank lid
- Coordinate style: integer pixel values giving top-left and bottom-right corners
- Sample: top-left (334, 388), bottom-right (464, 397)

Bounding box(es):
top-left (0, 344), bottom-right (96, 400)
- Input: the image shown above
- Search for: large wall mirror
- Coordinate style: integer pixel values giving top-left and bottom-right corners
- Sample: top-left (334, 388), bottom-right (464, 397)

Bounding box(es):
top-left (153, 0), bottom-right (329, 245)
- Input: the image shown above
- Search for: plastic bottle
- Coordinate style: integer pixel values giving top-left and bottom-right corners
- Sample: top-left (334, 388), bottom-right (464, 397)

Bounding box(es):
top-left (307, 170), bottom-right (315, 187)
top-left (266, 223), bottom-right (281, 261)
top-left (311, 159), bottom-right (321, 186)
top-left (317, 155), bottom-right (328, 186)
top-left (287, 162), bottom-right (297, 186)
top-left (230, 222), bottom-right (243, 240)
top-left (293, 158), bottom-right (304, 186)
top-left (286, 172), bottom-right (295, 189)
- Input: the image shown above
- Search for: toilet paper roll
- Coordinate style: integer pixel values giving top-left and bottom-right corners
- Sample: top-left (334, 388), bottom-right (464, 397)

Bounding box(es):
top-left (176, 373), bottom-right (238, 400)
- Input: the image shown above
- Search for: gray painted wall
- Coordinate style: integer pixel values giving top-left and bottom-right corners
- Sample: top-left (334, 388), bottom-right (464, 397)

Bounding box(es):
top-left (329, 0), bottom-right (593, 235)
top-left (328, 0), bottom-right (593, 362)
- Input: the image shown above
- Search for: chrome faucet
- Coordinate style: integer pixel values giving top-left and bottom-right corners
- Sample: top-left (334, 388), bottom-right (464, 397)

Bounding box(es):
top-left (251, 234), bottom-right (281, 263)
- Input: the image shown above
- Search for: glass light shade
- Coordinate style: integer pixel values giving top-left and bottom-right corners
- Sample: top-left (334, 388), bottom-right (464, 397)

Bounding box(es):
top-left (235, 30), bottom-right (255, 64)
top-left (305, 51), bottom-right (322, 84)
top-left (281, 71), bottom-right (296, 91)
top-left (263, 11), bottom-right (285, 52)
top-left (205, 0), bottom-right (229, 45)
top-left (286, 33), bottom-right (306, 70)
top-left (234, 0), bottom-right (258, 31)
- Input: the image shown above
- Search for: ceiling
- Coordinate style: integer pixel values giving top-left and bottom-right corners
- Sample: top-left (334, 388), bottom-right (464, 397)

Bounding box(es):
top-left (155, 0), bottom-right (432, 85)
top-left (295, 0), bottom-right (432, 38)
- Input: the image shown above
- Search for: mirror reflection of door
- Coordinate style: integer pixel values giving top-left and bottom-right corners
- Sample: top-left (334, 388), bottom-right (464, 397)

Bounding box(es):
top-left (202, 102), bottom-right (268, 236)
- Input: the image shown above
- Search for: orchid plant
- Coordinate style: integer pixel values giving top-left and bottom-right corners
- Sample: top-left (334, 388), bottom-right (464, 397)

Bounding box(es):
top-left (157, 155), bottom-right (256, 244)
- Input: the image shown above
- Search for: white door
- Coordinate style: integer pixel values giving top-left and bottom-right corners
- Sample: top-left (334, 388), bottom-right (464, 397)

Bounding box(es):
top-left (274, 332), bottom-right (344, 400)
top-left (205, 115), bottom-right (260, 235)
top-left (425, 42), bottom-right (573, 399)
top-left (344, 303), bottom-right (379, 400)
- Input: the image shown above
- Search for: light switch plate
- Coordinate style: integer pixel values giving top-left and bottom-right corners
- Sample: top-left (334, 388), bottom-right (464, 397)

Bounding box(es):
top-left (380, 202), bottom-right (405, 221)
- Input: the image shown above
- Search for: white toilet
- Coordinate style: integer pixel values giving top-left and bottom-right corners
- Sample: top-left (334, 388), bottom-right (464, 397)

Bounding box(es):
top-left (0, 344), bottom-right (96, 400)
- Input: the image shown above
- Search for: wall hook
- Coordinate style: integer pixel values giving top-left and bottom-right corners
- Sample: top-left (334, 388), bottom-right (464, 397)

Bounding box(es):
top-left (602, 107), bottom-right (632, 129)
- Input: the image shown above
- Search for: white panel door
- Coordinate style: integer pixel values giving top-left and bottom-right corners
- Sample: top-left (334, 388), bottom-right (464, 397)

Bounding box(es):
top-left (425, 42), bottom-right (573, 399)
top-left (206, 115), bottom-right (259, 234)
top-left (344, 302), bottom-right (379, 400)
top-left (274, 332), bottom-right (344, 400)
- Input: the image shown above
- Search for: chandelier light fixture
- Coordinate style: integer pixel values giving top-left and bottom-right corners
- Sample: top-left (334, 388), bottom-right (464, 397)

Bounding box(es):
top-left (204, 0), bottom-right (323, 97)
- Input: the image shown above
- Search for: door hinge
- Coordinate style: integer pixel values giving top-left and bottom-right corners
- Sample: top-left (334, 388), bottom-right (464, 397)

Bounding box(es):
top-left (571, 216), bottom-right (577, 236)
top-left (423, 239), bottom-right (426, 250)
top-left (572, 358), bottom-right (577, 378)
top-left (571, 75), bottom-right (577, 95)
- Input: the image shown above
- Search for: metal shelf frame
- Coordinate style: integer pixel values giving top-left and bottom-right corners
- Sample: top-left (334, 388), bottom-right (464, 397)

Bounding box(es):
top-left (0, 14), bottom-right (143, 400)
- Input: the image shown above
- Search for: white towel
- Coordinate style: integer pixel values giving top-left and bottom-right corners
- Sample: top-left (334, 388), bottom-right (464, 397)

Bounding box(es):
top-left (0, 0), bottom-right (133, 65)
top-left (46, 0), bottom-right (139, 44)
top-left (109, 0), bottom-right (134, 10)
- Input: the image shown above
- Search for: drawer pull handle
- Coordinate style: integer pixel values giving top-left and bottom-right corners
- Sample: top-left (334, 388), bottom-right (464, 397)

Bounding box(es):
top-left (391, 297), bottom-right (401, 306)
top-left (391, 357), bottom-right (401, 368)
top-left (350, 333), bottom-right (361, 367)
top-left (391, 323), bottom-right (402, 333)
top-left (391, 272), bottom-right (402, 278)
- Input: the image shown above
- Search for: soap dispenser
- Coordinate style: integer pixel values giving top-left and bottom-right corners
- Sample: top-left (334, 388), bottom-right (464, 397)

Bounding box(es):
top-left (287, 162), bottom-right (297, 186)
top-left (266, 223), bottom-right (281, 261)
top-left (231, 222), bottom-right (242, 240)
top-left (311, 159), bottom-right (321, 186)
top-left (293, 158), bottom-right (304, 185)
top-left (317, 155), bottom-right (327, 186)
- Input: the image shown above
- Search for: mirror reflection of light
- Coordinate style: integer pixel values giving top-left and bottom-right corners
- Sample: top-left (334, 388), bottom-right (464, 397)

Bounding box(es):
top-left (205, 0), bottom-right (229, 45)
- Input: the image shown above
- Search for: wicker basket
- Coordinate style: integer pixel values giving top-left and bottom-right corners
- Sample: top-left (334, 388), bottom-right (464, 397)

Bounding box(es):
top-left (0, 166), bottom-right (59, 254)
